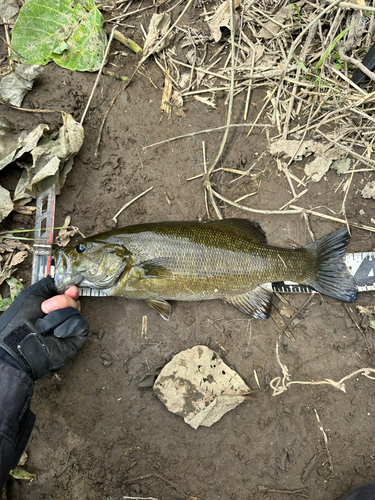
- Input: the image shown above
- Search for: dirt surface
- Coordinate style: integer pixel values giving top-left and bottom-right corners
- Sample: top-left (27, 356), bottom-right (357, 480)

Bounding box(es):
top-left (2, 3), bottom-right (375, 499)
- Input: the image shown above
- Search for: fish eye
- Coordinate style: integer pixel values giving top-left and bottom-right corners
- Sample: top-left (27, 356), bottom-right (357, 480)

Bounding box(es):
top-left (76, 243), bottom-right (86, 253)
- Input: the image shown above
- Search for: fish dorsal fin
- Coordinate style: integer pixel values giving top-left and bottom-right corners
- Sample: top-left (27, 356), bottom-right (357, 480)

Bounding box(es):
top-left (224, 285), bottom-right (273, 319)
top-left (214, 219), bottom-right (267, 244)
top-left (135, 258), bottom-right (171, 279)
top-left (145, 299), bottom-right (171, 321)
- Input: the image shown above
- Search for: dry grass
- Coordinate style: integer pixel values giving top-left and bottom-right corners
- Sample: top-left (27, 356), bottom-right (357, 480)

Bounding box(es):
top-left (105, 0), bottom-right (375, 232)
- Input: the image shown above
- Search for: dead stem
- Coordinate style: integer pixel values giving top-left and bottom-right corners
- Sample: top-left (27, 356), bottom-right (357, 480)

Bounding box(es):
top-left (290, 205), bottom-right (375, 233)
top-left (81, 25), bottom-right (118, 126)
top-left (314, 409), bottom-right (334, 474)
top-left (143, 123), bottom-right (273, 150)
top-left (112, 187), bottom-right (154, 223)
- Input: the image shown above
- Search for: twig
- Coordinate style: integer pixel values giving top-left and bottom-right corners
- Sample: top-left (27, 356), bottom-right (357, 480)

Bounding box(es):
top-left (247, 86), bottom-right (277, 138)
top-left (339, 46), bottom-right (375, 83)
top-left (343, 303), bottom-right (371, 354)
top-left (279, 189), bottom-right (308, 211)
top-left (80, 25), bottom-right (118, 126)
top-left (282, 22), bottom-right (317, 138)
top-left (124, 473), bottom-right (188, 498)
top-left (244, 48), bottom-right (255, 121)
top-left (202, 141), bottom-right (209, 219)
top-left (0, 100), bottom-right (65, 114)
top-left (112, 187), bottom-right (154, 223)
top-left (143, 123), bottom-right (273, 150)
top-left (270, 340), bottom-right (375, 397)
top-left (123, 497), bottom-right (158, 500)
top-left (275, 0), bottom-right (342, 118)
top-left (108, 4), bottom-right (155, 22)
top-left (314, 409), bottom-right (334, 474)
top-left (257, 487), bottom-right (308, 497)
top-left (205, 0), bottom-right (236, 181)
top-left (94, 83), bottom-right (127, 157)
top-left (341, 167), bottom-right (354, 234)
top-left (323, 0), bottom-right (375, 12)
top-left (55, 459), bottom-right (76, 477)
top-left (211, 188), bottom-right (301, 215)
top-left (290, 205), bottom-right (375, 233)
top-left (140, 0), bottom-right (194, 65)
top-left (4, 25), bottom-right (14, 73)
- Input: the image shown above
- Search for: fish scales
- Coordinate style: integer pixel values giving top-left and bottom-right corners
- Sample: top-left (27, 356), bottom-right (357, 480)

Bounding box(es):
top-left (90, 223), bottom-right (310, 299)
top-left (53, 219), bottom-right (357, 320)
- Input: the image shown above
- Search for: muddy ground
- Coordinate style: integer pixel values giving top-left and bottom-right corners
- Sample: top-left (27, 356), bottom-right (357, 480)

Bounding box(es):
top-left (2, 3), bottom-right (375, 499)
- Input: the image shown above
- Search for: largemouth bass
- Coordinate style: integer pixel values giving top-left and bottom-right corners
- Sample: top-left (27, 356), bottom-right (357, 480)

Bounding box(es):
top-left (53, 219), bottom-right (357, 320)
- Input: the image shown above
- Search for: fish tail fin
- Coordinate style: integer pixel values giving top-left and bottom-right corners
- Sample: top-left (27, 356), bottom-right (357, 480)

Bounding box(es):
top-left (304, 228), bottom-right (357, 302)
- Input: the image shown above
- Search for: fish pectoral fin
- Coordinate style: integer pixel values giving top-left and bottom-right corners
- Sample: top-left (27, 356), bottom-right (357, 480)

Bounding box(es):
top-left (135, 258), bottom-right (171, 279)
top-left (145, 299), bottom-right (171, 321)
top-left (224, 286), bottom-right (273, 319)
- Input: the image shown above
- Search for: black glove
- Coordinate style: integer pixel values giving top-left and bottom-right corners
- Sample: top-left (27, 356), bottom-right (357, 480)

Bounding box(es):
top-left (0, 276), bottom-right (89, 380)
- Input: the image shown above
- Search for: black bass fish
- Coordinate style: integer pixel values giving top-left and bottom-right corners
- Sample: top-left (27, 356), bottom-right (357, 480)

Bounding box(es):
top-left (53, 219), bottom-right (357, 320)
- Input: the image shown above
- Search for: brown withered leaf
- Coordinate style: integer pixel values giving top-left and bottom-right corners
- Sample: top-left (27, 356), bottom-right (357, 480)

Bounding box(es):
top-left (208, 0), bottom-right (241, 43)
top-left (154, 345), bottom-right (252, 429)
top-left (141, 13), bottom-right (173, 62)
top-left (9, 251), bottom-right (28, 267)
top-left (13, 206), bottom-right (36, 215)
top-left (56, 216), bottom-right (80, 247)
top-left (0, 185), bottom-right (13, 222)
top-left (0, 238), bottom-right (31, 253)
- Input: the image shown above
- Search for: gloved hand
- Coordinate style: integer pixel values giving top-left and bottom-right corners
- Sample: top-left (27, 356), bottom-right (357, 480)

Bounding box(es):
top-left (0, 276), bottom-right (89, 380)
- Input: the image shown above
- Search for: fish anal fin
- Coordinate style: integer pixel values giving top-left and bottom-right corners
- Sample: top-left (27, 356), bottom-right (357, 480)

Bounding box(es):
top-left (136, 258), bottom-right (171, 279)
top-left (145, 298), bottom-right (171, 321)
top-left (214, 219), bottom-right (267, 244)
top-left (224, 285), bottom-right (273, 319)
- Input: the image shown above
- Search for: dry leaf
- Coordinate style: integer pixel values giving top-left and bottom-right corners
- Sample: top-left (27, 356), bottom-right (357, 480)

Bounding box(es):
top-left (194, 95), bottom-right (217, 108)
top-left (258, 1), bottom-right (304, 39)
top-left (154, 345), bottom-right (252, 429)
top-left (171, 91), bottom-right (183, 108)
top-left (305, 155), bottom-right (331, 182)
top-left (0, 185), bottom-right (13, 222)
top-left (13, 205), bottom-right (36, 215)
top-left (18, 452), bottom-right (28, 467)
top-left (56, 216), bottom-right (80, 247)
top-left (280, 305), bottom-right (294, 318)
top-left (0, 116), bottom-right (49, 171)
top-left (0, 0), bottom-right (20, 25)
top-left (357, 306), bottom-right (375, 316)
top-left (362, 181), bottom-right (375, 200)
top-left (0, 238), bottom-right (31, 253)
top-left (9, 250), bottom-right (28, 267)
top-left (269, 139), bottom-right (317, 160)
top-left (208, 0), bottom-right (241, 43)
top-left (0, 64), bottom-right (43, 107)
top-left (142, 13), bottom-right (173, 62)
top-left (160, 76), bottom-right (173, 115)
top-left (13, 113), bottom-right (84, 204)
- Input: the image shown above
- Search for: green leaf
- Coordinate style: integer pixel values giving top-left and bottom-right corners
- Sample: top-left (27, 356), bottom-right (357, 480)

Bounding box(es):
top-left (11, 0), bottom-right (107, 72)
top-left (314, 26), bottom-right (350, 71)
top-left (10, 467), bottom-right (35, 481)
top-left (0, 277), bottom-right (24, 312)
top-left (293, 3), bottom-right (301, 22)
top-left (369, 320), bottom-right (375, 330)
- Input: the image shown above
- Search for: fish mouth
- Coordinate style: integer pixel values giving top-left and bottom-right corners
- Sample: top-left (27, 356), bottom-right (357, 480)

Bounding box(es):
top-left (53, 248), bottom-right (126, 292)
top-left (53, 249), bottom-right (84, 292)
